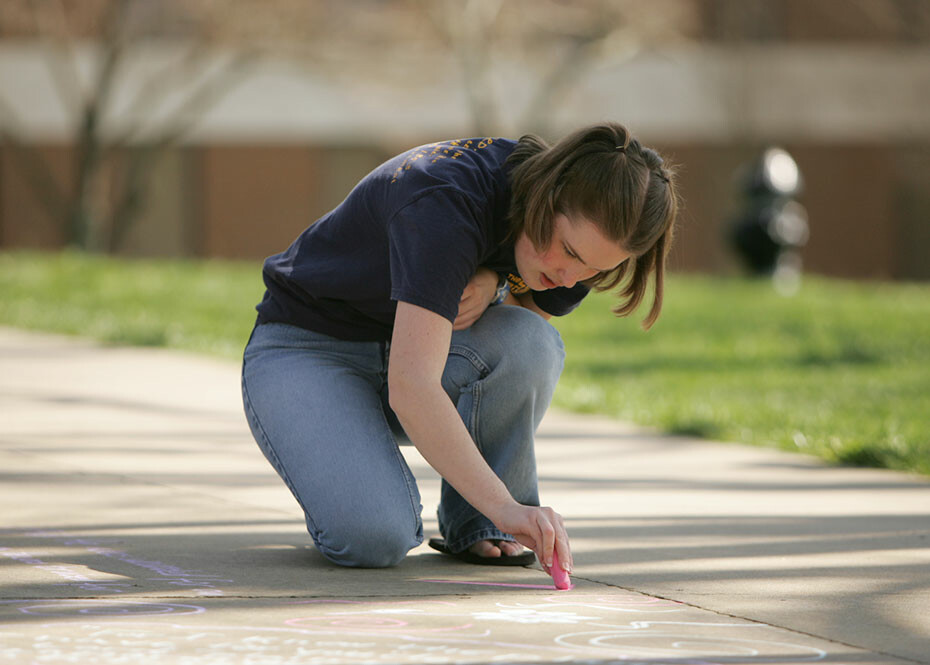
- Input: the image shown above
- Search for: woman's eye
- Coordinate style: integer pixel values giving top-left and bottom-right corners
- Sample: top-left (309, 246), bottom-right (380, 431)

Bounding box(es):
top-left (563, 245), bottom-right (578, 260)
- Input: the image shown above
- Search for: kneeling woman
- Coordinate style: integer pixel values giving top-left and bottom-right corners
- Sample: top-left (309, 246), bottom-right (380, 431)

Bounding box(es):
top-left (241, 122), bottom-right (679, 572)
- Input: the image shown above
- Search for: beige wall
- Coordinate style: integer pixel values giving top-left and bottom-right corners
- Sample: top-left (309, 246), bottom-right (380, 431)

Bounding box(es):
top-left (197, 145), bottom-right (390, 260)
top-left (199, 146), bottom-right (319, 260)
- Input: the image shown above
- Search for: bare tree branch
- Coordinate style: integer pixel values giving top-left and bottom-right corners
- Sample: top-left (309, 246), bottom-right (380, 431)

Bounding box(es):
top-left (27, 0), bottom-right (86, 118)
top-left (69, 0), bottom-right (132, 249)
top-left (105, 50), bottom-right (255, 251)
top-left (107, 42), bottom-right (206, 135)
top-left (106, 48), bottom-right (254, 151)
top-left (519, 22), bottom-right (616, 136)
top-left (425, 0), bottom-right (503, 134)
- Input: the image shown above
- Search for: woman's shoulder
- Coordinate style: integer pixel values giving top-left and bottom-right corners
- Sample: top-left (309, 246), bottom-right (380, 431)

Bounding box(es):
top-left (337, 137), bottom-right (516, 227)
top-left (381, 137), bottom-right (517, 194)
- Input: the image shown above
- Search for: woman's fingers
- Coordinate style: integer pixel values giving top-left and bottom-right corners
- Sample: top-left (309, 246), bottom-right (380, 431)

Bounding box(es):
top-left (496, 505), bottom-right (571, 573)
top-left (454, 268), bottom-right (499, 329)
top-left (453, 298), bottom-right (476, 329)
top-left (454, 286), bottom-right (485, 329)
top-left (537, 508), bottom-right (572, 572)
top-left (537, 510), bottom-right (557, 569)
top-left (513, 533), bottom-right (536, 551)
top-left (453, 308), bottom-right (480, 330)
top-left (553, 512), bottom-right (572, 572)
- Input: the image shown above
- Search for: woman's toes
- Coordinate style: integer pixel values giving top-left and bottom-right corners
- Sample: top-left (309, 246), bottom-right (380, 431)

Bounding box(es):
top-left (468, 540), bottom-right (502, 558)
top-left (498, 540), bottom-right (524, 557)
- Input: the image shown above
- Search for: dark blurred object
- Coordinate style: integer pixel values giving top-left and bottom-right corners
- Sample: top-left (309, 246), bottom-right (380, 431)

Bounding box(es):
top-left (730, 147), bottom-right (810, 294)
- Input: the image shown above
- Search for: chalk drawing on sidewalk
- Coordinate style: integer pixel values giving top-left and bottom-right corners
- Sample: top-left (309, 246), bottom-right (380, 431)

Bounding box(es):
top-left (470, 608), bottom-right (600, 624)
top-left (556, 629), bottom-right (829, 661)
top-left (0, 532), bottom-right (834, 662)
top-left (417, 578), bottom-right (562, 590)
top-left (0, 599), bottom-right (206, 618)
top-left (0, 595), bottom-right (833, 665)
top-left (500, 592), bottom-right (685, 613)
top-left (0, 546), bottom-right (124, 590)
top-left (4, 531), bottom-right (234, 596)
top-left (285, 599), bottom-right (482, 635)
top-left (285, 615), bottom-right (477, 633)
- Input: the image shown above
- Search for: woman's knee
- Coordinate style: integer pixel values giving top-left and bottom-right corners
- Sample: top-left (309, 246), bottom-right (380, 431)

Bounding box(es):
top-left (310, 503), bottom-right (421, 568)
top-left (494, 306), bottom-right (566, 381)
top-left (450, 306), bottom-right (565, 396)
top-left (481, 304), bottom-right (564, 355)
top-left (315, 522), bottom-right (419, 568)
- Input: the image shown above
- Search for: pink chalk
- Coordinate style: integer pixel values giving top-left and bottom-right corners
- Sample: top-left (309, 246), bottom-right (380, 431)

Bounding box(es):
top-left (550, 550), bottom-right (571, 590)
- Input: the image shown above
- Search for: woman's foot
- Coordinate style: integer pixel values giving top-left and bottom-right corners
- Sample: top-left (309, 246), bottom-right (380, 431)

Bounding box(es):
top-left (427, 537), bottom-right (535, 565)
top-left (467, 539), bottom-right (526, 559)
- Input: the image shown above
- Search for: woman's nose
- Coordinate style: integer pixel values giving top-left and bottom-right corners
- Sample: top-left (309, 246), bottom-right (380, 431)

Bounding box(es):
top-left (559, 266), bottom-right (595, 289)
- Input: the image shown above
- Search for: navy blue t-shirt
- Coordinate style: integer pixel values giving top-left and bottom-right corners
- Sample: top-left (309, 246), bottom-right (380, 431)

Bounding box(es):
top-left (255, 137), bottom-right (589, 342)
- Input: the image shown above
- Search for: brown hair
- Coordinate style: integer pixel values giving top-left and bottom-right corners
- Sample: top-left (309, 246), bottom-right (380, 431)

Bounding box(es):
top-left (506, 122), bottom-right (679, 330)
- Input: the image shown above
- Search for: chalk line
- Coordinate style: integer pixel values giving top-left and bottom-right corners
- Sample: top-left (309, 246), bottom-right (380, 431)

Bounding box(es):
top-left (418, 579), bottom-right (573, 591)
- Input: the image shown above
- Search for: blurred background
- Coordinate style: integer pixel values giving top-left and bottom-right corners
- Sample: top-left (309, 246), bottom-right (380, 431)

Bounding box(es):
top-left (1, 0), bottom-right (928, 474)
top-left (1, 0), bottom-right (928, 278)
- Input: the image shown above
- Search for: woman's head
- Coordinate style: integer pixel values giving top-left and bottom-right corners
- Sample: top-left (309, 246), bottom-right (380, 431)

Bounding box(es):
top-left (507, 122), bottom-right (680, 329)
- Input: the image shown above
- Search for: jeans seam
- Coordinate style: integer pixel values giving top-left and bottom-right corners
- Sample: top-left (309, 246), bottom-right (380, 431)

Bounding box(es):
top-left (470, 380), bottom-right (483, 451)
top-left (438, 345), bottom-right (491, 534)
top-left (448, 343), bottom-right (489, 452)
top-left (448, 344), bottom-right (490, 375)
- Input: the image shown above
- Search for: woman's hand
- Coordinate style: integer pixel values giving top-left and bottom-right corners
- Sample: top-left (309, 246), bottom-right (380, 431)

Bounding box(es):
top-left (492, 502), bottom-right (573, 574)
top-left (453, 267), bottom-right (499, 330)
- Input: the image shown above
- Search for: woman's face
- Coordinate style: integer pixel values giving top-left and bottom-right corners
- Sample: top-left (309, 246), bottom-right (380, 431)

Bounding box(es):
top-left (514, 212), bottom-right (631, 290)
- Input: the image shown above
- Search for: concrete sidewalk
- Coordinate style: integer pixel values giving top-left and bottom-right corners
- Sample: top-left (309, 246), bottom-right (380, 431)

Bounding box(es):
top-left (1, 325), bottom-right (928, 665)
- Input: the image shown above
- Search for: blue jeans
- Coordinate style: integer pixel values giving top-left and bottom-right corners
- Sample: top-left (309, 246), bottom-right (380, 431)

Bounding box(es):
top-left (241, 305), bottom-right (565, 568)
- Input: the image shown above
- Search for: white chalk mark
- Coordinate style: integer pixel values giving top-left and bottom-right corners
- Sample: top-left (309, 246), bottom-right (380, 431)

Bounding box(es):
top-left (554, 629), bottom-right (829, 662)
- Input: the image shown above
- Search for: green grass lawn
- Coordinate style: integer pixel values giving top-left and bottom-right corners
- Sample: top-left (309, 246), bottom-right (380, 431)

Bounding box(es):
top-left (2, 249), bottom-right (928, 475)
top-left (553, 276), bottom-right (930, 475)
top-left (0, 250), bottom-right (263, 359)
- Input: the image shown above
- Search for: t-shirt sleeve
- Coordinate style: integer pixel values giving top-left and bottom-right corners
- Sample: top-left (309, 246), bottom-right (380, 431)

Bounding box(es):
top-left (531, 284), bottom-right (590, 316)
top-left (388, 189), bottom-right (486, 323)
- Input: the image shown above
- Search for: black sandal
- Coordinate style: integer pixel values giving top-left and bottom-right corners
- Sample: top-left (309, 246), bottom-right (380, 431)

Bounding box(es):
top-left (428, 537), bottom-right (537, 566)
